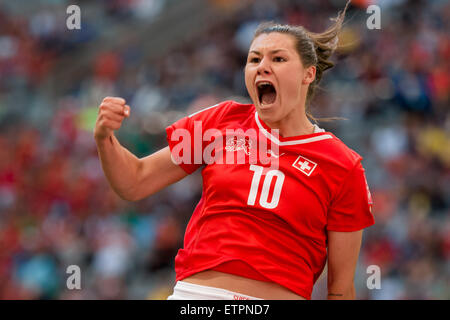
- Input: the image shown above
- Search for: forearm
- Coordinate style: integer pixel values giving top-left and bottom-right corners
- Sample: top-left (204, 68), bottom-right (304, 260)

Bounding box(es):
top-left (327, 230), bottom-right (363, 300)
top-left (96, 134), bottom-right (141, 201)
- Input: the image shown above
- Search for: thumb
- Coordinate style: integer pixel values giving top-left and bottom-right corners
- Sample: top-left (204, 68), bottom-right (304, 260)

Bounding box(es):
top-left (124, 105), bottom-right (131, 117)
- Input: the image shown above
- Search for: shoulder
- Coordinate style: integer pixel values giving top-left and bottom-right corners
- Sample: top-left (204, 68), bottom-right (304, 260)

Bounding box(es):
top-left (317, 132), bottom-right (364, 172)
top-left (312, 133), bottom-right (369, 204)
top-left (188, 100), bottom-right (255, 125)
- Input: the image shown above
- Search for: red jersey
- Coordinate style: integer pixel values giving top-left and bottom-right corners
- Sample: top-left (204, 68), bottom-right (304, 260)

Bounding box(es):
top-left (165, 100), bottom-right (375, 299)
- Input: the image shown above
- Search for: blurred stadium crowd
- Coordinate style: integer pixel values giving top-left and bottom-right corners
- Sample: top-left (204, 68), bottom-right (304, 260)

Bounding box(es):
top-left (0, 0), bottom-right (448, 299)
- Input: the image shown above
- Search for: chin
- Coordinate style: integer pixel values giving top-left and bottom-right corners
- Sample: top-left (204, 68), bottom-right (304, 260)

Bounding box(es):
top-left (256, 101), bottom-right (281, 119)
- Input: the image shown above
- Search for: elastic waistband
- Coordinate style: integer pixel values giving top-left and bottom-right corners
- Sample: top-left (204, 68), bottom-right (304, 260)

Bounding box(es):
top-left (169, 281), bottom-right (263, 300)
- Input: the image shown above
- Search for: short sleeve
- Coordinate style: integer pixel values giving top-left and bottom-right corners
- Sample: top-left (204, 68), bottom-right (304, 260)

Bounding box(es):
top-left (165, 101), bottom-right (228, 174)
top-left (326, 160), bottom-right (375, 232)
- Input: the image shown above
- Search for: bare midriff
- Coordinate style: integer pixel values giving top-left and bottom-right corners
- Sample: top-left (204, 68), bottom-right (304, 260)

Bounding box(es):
top-left (182, 270), bottom-right (307, 300)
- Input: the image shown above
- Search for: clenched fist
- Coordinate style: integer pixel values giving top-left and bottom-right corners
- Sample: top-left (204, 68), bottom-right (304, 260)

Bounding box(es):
top-left (94, 97), bottom-right (130, 141)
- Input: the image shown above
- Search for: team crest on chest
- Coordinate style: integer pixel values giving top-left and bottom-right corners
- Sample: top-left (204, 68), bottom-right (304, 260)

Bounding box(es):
top-left (292, 155), bottom-right (317, 176)
top-left (225, 136), bottom-right (253, 155)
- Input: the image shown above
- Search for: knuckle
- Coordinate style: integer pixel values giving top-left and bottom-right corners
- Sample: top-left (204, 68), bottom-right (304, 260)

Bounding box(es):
top-left (103, 96), bottom-right (124, 104)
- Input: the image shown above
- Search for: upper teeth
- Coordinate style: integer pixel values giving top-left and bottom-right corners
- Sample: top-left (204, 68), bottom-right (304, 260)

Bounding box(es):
top-left (257, 82), bottom-right (272, 88)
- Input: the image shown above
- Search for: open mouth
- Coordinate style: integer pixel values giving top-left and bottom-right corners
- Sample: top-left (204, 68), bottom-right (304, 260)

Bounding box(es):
top-left (257, 82), bottom-right (277, 106)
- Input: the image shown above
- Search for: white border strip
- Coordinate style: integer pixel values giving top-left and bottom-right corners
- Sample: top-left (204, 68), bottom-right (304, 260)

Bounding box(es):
top-left (255, 112), bottom-right (333, 146)
top-left (188, 103), bottom-right (221, 118)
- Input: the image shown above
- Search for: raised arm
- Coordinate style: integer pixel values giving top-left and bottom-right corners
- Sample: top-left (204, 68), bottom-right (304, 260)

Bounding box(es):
top-left (132, 146), bottom-right (188, 200)
top-left (94, 97), bottom-right (188, 201)
top-left (326, 229), bottom-right (363, 300)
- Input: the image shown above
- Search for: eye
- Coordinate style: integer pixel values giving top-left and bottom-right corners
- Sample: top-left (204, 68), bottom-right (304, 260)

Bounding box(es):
top-left (249, 57), bottom-right (260, 63)
top-left (273, 56), bottom-right (286, 62)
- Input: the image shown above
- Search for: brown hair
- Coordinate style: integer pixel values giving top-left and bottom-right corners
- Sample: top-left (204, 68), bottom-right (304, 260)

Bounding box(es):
top-left (252, 0), bottom-right (351, 122)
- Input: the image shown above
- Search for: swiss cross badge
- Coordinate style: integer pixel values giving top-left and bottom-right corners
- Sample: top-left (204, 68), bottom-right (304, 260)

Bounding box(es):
top-left (292, 156), bottom-right (317, 176)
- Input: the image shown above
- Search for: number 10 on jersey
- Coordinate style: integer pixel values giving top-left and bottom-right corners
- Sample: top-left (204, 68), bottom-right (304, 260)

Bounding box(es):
top-left (247, 165), bottom-right (285, 209)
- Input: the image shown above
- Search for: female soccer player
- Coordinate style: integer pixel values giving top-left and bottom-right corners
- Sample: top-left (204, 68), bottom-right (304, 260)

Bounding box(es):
top-left (94, 1), bottom-right (374, 300)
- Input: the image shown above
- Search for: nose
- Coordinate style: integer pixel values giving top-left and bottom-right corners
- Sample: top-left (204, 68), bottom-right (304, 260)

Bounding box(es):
top-left (257, 57), bottom-right (271, 75)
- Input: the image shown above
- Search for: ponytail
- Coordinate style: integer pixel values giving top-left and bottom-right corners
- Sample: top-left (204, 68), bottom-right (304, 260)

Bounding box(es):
top-left (305, 0), bottom-right (350, 100)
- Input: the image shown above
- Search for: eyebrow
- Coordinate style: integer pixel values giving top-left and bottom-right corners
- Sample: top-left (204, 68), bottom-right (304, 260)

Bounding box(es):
top-left (249, 49), bottom-right (289, 55)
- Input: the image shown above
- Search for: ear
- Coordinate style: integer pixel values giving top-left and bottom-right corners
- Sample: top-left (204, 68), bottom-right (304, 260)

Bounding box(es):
top-left (302, 65), bottom-right (316, 85)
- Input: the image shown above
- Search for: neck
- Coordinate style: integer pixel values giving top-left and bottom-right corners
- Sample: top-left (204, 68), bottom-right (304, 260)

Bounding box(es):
top-left (264, 108), bottom-right (316, 138)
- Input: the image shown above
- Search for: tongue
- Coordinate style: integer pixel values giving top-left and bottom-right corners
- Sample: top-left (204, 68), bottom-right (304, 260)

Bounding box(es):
top-left (261, 92), bottom-right (276, 105)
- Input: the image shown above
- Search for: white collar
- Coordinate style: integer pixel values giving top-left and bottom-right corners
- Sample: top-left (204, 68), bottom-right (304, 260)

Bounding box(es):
top-left (255, 112), bottom-right (333, 146)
